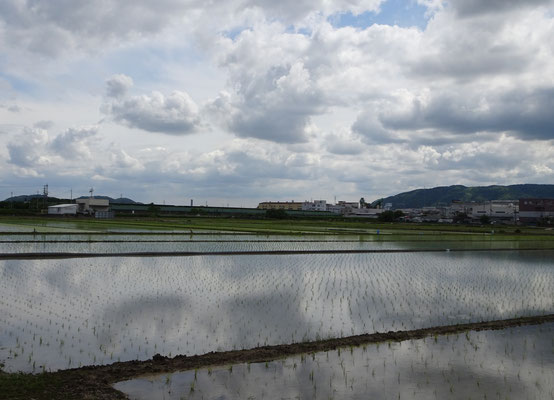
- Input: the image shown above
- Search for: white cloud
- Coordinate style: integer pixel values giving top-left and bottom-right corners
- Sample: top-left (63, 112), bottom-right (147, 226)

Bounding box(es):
top-left (104, 89), bottom-right (201, 135)
top-left (7, 127), bottom-right (51, 168)
top-left (1, 0), bottom-right (554, 204)
top-left (106, 74), bottom-right (134, 99)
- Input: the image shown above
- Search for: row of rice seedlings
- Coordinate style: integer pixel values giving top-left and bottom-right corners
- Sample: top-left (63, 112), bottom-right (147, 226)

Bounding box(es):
top-left (0, 251), bottom-right (552, 372)
top-left (0, 239), bottom-right (403, 254)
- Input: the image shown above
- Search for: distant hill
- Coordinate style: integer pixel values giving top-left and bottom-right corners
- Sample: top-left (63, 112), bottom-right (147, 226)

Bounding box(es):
top-left (372, 184), bottom-right (554, 209)
top-left (4, 194), bottom-right (140, 204)
top-left (3, 194), bottom-right (46, 202)
top-left (75, 196), bottom-right (140, 204)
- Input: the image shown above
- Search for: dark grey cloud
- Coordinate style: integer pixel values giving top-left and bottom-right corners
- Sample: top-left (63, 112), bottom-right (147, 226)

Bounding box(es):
top-left (449, 0), bottom-right (553, 18)
top-left (230, 110), bottom-right (312, 144)
top-left (352, 111), bottom-right (405, 144)
top-left (412, 44), bottom-right (531, 78)
top-left (380, 88), bottom-right (554, 141)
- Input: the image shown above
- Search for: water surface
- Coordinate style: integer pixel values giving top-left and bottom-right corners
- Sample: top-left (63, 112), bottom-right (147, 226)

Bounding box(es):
top-left (1, 251), bottom-right (552, 372)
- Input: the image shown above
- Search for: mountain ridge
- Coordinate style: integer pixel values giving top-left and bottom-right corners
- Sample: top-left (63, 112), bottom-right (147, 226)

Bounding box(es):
top-left (371, 184), bottom-right (554, 209)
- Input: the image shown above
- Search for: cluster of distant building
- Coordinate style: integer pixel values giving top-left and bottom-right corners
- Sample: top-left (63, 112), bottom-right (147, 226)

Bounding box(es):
top-left (46, 195), bottom-right (553, 225)
top-left (48, 198), bottom-right (113, 218)
top-left (258, 198), bottom-right (554, 225)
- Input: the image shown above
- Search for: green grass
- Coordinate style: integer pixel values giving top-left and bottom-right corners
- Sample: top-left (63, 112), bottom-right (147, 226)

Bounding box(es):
top-left (1, 215), bottom-right (553, 238)
top-left (0, 371), bottom-right (63, 400)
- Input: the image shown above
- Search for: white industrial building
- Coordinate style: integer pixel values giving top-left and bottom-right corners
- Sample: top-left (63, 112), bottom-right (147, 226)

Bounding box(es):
top-left (302, 200), bottom-right (327, 212)
top-left (76, 198), bottom-right (110, 214)
top-left (448, 200), bottom-right (518, 222)
top-left (48, 204), bottom-right (78, 215)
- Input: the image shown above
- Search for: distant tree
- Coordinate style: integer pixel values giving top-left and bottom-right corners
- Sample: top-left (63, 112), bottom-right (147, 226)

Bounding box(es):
top-left (266, 209), bottom-right (287, 219)
top-left (378, 210), bottom-right (403, 222)
top-left (148, 202), bottom-right (160, 217)
top-left (453, 212), bottom-right (469, 224)
top-left (480, 215), bottom-right (491, 225)
top-left (359, 197), bottom-right (366, 208)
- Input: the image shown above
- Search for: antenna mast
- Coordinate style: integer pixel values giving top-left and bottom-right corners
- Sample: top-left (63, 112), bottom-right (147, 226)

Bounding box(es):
top-left (43, 184), bottom-right (48, 208)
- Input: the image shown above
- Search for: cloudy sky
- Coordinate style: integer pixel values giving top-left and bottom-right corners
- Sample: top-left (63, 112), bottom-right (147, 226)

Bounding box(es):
top-left (1, 0), bottom-right (553, 206)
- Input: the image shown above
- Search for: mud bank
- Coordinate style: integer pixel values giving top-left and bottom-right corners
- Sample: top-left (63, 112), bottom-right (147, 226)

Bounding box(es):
top-left (2, 314), bottom-right (553, 400)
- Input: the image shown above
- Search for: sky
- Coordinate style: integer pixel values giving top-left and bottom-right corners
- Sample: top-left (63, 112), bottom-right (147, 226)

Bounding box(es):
top-left (0, 0), bottom-right (553, 207)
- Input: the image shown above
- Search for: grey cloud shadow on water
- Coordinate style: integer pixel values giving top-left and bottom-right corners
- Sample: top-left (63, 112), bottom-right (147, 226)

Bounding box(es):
top-left (99, 294), bottom-right (189, 344)
top-left (219, 289), bottom-right (310, 347)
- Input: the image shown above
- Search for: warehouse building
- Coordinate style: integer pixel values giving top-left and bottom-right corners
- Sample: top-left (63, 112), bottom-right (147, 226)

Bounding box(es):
top-left (48, 204), bottom-right (78, 215)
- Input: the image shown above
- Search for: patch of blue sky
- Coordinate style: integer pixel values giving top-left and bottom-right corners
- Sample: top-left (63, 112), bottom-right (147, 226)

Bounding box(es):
top-left (284, 25), bottom-right (312, 36)
top-left (103, 44), bottom-right (205, 85)
top-left (0, 71), bottom-right (37, 96)
top-left (223, 26), bottom-right (252, 40)
top-left (329, 0), bottom-right (429, 30)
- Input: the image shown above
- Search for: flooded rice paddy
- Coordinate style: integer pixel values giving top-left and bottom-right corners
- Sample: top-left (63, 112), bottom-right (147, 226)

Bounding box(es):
top-left (1, 233), bottom-right (553, 254)
top-left (1, 250), bottom-right (552, 373)
top-left (115, 322), bottom-right (554, 400)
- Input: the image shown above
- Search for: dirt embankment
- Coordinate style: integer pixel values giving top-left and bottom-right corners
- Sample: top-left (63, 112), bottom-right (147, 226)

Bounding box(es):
top-left (3, 313), bottom-right (553, 400)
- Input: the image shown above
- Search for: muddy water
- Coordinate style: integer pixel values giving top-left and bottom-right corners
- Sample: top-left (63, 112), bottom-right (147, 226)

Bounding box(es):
top-left (114, 322), bottom-right (554, 400)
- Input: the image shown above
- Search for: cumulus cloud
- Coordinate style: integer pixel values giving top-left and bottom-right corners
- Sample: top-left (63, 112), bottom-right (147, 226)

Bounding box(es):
top-left (6, 126), bottom-right (98, 176)
top-left (2, 0), bottom-right (554, 203)
top-left (324, 132), bottom-right (365, 155)
top-left (0, 0), bottom-right (388, 58)
top-left (211, 60), bottom-right (323, 143)
top-left (106, 74), bottom-right (134, 99)
top-left (50, 126), bottom-right (98, 159)
top-left (0, 0), bottom-right (192, 57)
top-left (379, 88), bottom-right (554, 141)
top-left (352, 111), bottom-right (405, 144)
top-left (7, 127), bottom-right (51, 168)
top-left (104, 84), bottom-right (202, 135)
top-left (110, 149), bottom-right (144, 171)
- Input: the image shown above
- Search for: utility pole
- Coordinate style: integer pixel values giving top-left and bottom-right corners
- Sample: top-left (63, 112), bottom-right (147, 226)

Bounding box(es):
top-left (70, 188), bottom-right (73, 201)
top-left (43, 185), bottom-right (48, 209)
